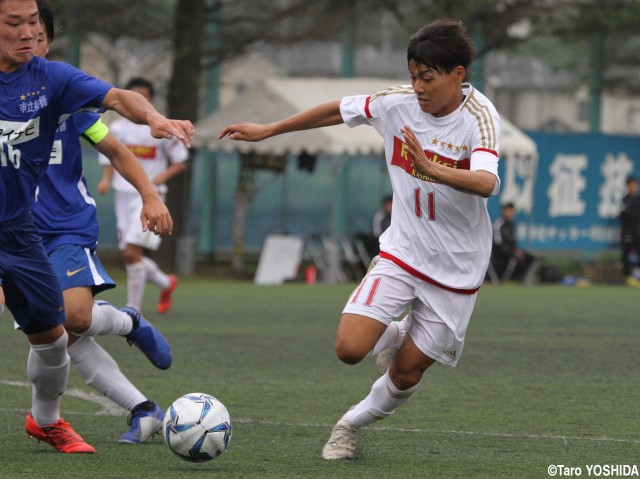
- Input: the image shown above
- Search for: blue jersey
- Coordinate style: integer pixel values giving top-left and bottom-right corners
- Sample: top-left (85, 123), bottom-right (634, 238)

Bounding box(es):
top-left (32, 112), bottom-right (101, 252)
top-left (0, 56), bottom-right (112, 222)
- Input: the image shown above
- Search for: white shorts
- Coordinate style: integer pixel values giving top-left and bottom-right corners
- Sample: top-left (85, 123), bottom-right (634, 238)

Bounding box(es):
top-left (342, 259), bottom-right (478, 367)
top-left (114, 190), bottom-right (163, 251)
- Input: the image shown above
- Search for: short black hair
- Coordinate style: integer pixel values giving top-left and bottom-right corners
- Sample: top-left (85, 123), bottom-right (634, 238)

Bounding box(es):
top-left (125, 77), bottom-right (155, 98)
top-left (626, 175), bottom-right (638, 185)
top-left (407, 19), bottom-right (474, 74)
top-left (37, 0), bottom-right (54, 43)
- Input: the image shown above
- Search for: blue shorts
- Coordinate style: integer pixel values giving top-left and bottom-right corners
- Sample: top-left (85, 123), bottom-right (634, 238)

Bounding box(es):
top-left (48, 244), bottom-right (116, 295)
top-left (0, 214), bottom-right (66, 334)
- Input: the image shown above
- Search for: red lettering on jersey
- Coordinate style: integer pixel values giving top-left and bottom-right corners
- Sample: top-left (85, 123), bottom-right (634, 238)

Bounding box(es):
top-left (127, 145), bottom-right (157, 160)
top-left (390, 136), bottom-right (470, 182)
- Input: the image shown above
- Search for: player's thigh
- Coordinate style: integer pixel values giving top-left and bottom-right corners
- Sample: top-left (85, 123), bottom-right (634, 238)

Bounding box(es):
top-left (2, 246), bottom-right (66, 334)
top-left (61, 286), bottom-right (94, 333)
top-left (342, 258), bottom-right (415, 325)
top-left (339, 261), bottom-right (416, 357)
top-left (335, 313), bottom-right (388, 359)
top-left (389, 334), bottom-right (437, 389)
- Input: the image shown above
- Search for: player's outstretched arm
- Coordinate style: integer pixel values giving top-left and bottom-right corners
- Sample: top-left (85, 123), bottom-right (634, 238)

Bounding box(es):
top-left (218, 101), bottom-right (344, 141)
top-left (101, 88), bottom-right (194, 148)
top-left (94, 132), bottom-right (173, 236)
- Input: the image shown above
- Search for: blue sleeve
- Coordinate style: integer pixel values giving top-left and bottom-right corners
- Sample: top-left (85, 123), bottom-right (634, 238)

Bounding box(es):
top-left (46, 61), bottom-right (113, 114)
top-left (73, 111), bottom-right (101, 134)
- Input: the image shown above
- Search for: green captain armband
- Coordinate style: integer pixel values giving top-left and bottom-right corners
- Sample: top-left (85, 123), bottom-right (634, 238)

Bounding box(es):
top-left (81, 118), bottom-right (110, 145)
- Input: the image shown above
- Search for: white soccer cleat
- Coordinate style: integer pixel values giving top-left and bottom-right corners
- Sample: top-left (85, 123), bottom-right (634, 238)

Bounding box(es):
top-left (321, 419), bottom-right (359, 460)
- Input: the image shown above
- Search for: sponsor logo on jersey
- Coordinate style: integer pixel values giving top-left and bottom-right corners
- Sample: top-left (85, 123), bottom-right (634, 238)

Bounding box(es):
top-left (0, 117), bottom-right (40, 146)
top-left (391, 136), bottom-right (470, 182)
top-left (127, 144), bottom-right (157, 160)
top-left (0, 117), bottom-right (42, 170)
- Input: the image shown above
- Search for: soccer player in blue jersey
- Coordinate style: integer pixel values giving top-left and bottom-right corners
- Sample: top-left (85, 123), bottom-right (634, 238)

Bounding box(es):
top-left (0, 0), bottom-right (193, 454)
top-left (31, 0), bottom-right (169, 444)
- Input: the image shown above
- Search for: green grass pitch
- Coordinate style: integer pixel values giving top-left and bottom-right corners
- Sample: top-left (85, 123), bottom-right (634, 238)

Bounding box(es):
top-left (0, 278), bottom-right (638, 478)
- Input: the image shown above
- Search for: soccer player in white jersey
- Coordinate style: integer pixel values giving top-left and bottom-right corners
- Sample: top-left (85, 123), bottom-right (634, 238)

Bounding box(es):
top-left (98, 78), bottom-right (188, 314)
top-left (219, 19), bottom-right (501, 460)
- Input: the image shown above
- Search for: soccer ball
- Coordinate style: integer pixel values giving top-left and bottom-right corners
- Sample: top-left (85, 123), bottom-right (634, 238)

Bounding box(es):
top-left (163, 393), bottom-right (232, 463)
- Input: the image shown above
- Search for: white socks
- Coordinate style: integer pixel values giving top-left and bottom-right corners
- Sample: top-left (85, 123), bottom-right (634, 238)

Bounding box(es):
top-left (28, 331), bottom-right (70, 426)
top-left (125, 261), bottom-right (146, 310)
top-left (141, 256), bottom-right (170, 290)
top-left (68, 336), bottom-right (146, 411)
top-left (367, 318), bottom-right (407, 358)
top-left (341, 371), bottom-right (418, 428)
top-left (126, 257), bottom-right (171, 309)
top-left (86, 301), bottom-right (133, 337)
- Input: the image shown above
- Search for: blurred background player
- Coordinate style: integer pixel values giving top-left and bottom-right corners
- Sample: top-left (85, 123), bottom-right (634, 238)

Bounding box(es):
top-left (0, 0), bottom-right (192, 454)
top-left (32, 0), bottom-right (169, 444)
top-left (620, 175), bottom-right (640, 285)
top-left (98, 78), bottom-right (188, 314)
top-left (491, 202), bottom-right (537, 284)
top-left (219, 19), bottom-right (501, 460)
top-left (372, 194), bottom-right (392, 238)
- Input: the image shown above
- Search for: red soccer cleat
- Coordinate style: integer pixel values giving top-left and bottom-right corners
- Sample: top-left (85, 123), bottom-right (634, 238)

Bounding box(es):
top-left (25, 413), bottom-right (96, 454)
top-left (157, 274), bottom-right (178, 315)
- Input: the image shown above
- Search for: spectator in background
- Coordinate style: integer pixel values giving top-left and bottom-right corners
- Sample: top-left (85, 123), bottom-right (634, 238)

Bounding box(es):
top-left (492, 202), bottom-right (537, 284)
top-left (620, 176), bottom-right (640, 285)
top-left (372, 194), bottom-right (393, 237)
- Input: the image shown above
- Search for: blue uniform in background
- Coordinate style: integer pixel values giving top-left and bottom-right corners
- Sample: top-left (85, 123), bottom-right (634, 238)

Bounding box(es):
top-left (0, 56), bottom-right (112, 333)
top-left (32, 112), bottom-right (116, 295)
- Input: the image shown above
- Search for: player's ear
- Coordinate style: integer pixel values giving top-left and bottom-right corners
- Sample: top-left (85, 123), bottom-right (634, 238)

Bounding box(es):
top-left (454, 65), bottom-right (466, 82)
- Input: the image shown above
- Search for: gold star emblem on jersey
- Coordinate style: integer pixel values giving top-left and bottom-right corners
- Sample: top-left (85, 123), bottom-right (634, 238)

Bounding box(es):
top-left (66, 267), bottom-right (86, 277)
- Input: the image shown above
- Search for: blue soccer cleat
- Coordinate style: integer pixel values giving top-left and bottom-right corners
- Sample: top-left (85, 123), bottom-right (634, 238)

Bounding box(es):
top-left (121, 306), bottom-right (173, 370)
top-left (117, 401), bottom-right (164, 444)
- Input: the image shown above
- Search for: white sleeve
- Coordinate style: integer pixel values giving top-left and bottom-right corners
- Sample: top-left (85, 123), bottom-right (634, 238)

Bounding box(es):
top-left (164, 138), bottom-right (189, 165)
top-left (470, 112), bottom-right (501, 195)
top-left (339, 95), bottom-right (374, 128)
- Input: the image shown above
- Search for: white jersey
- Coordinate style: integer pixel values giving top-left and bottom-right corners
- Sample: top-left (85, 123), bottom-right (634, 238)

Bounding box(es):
top-left (98, 118), bottom-right (189, 195)
top-left (340, 83), bottom-right (501, 292)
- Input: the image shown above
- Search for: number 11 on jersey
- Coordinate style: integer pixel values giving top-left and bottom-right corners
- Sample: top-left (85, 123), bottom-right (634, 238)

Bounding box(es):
top-left (414, 188), bottom-right (435, 221)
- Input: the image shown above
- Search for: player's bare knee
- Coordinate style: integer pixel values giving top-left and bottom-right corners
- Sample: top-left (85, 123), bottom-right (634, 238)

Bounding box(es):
top-left (334, 338), bottom-right (366, 365)
top-left (389, 366), bottom-right (423, 390)
top-left (63, 311), bottom-right (91, 335)
top-left (121, 250), bottom-right (137, 264)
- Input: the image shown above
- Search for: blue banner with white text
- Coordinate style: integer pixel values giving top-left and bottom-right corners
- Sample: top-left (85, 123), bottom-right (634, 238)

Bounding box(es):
top-left (488, 132), bottom-right (640, 251)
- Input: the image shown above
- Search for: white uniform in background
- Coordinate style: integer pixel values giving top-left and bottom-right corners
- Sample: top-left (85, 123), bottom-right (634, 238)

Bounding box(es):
top-left (99, 119), bottom-right (189, 251)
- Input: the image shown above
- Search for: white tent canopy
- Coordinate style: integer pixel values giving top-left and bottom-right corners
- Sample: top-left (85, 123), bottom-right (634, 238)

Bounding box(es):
top-left (193, 76), bottom-right (538, 159)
